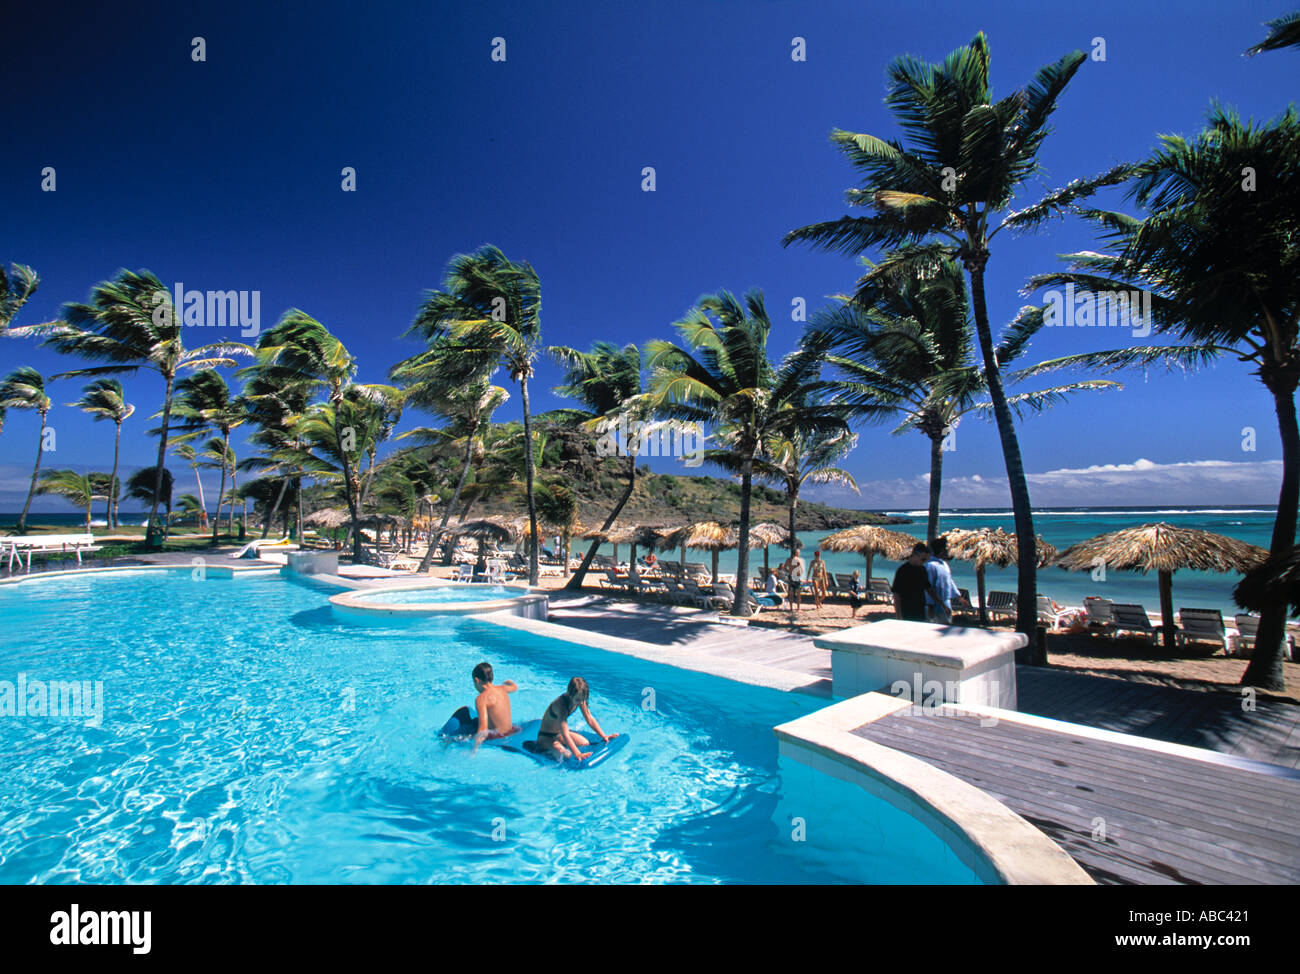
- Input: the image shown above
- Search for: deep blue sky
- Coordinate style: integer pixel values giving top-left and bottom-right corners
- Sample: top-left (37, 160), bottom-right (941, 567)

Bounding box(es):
top-left (2, 0), bottom-right (1296, 512)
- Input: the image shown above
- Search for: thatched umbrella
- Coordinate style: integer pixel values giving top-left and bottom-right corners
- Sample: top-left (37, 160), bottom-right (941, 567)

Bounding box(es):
top-left (305, 507), bottom-right (349, 529)
top-left (941, 527), bottom-right (1059, 625)
top-left (750, 521), bottom-right (791, 576)
top-left (456, 517), bottom-right (520, 559)
top-left (1056, 523), bottom-right (1267, 648)
top-left (821, 524), bottom-right (921, 582)
top-left (581, 523), bottom-right (635, 564)
top-left (663, 521), bottom-right (734, 582)
top-left (1234, 543), bottom-right (1300, 617)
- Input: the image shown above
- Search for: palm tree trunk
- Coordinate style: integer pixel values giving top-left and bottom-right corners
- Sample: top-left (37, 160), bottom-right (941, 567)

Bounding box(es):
top-left (264, 474), bottom-right (290, 539)
top-left (333, 404), bottom-right (364, 563)
top-left (1243, 377), bottom-right (1299, 689)
top-left (146, 374), bottom-right (175, 545)
top-left (976, 562), bottom-right (988, 625)
top-left (927, 434), bottom-right (944, 546)
top-left (567, 454), bottom-right (637, 590)
top-left (966, 255), bottom-right (1039, 656)
top-left (732, 456), bottom-right (755, 617)
top-left (16, 411), bottom-right (47, 534)
top-left (787, 485), bottom-right (799, 563)
top-left (109, 421), bottom-right (123, 529)
top-left (214, 437), bottom-right (228, 543)
top-left (420, 437), bottom-right (474, 574)
top-left (228, 448), bottom-right (238, 539)
top-left (520, 376), bottom-right (540, 586)
top-left (192, 463), bottom-right (207, 532)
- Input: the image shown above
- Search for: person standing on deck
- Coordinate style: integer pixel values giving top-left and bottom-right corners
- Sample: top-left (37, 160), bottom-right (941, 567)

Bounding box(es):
top-left (892, 544), bottom-right (933, 623)
top-left (924, 538), bottom-right (965, 624)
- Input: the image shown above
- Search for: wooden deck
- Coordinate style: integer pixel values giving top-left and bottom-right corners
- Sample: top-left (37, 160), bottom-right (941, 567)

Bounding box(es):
top-left (853, 709), bottom-right (1300, 885)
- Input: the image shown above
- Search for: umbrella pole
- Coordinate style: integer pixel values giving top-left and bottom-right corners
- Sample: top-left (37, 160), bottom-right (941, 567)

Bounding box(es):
top-left (612, 543), bottom-right (619, 563)
top-left (866, 551), bottom-right (874, 582)
top-left (712, 549), bottom-right (719, 584)
top-left (1159, 569), bottom-right (1176, 650)
top-left (763, 544), bottom-right (769, 576)
top-left (977, 563), bottom-right (988, 626)
top-left (680, 543), bottom-right (686, 571)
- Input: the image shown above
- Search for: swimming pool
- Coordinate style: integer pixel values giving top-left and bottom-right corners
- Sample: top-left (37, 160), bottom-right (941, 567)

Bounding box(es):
top-left (0, 570), bottom-right (983, 884)
top-left (352, 584), bottom-right (525, 604)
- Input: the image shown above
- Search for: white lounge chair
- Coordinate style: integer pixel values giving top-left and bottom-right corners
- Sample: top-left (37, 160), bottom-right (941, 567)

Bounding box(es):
top-left (986, 591), bottom-right (1017, 622)
top-left (1110, 603), bottom-right (1159, 641)
top-left (1083, 596), bottom-right (1116, 634)
top-left (1230, 614), bottom-right (1298, 661)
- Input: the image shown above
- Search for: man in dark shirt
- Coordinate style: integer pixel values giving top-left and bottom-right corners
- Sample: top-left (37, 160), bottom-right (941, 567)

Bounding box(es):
top-left (892, 544), bottom-right (934, 622)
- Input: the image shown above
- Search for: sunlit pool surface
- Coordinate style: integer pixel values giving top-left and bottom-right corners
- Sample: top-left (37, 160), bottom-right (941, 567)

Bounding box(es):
top-left (0, 571), bottom-right (982, 884)
top-left (355, 584), bottom-right (525, 605)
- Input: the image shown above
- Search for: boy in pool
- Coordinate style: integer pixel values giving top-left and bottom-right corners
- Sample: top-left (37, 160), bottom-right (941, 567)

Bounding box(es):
top-left (470, 661), bottom-right (520, 751)
top-left (532, 677), bottom-right (618, 762)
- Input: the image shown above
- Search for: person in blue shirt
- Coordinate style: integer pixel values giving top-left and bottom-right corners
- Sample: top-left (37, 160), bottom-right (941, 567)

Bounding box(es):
top-left (924, 538), bottom-right (966, 624)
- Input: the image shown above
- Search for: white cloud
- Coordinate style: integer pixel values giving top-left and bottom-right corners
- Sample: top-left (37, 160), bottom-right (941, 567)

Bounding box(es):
top-left (804, 457), bottom-right (1284, 510)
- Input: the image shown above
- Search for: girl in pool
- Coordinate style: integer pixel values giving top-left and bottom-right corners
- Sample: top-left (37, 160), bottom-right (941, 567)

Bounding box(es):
top-left (532, 677), bottom-right (618, 762)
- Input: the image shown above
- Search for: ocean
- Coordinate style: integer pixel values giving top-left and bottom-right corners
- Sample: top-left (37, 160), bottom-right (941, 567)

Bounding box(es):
top-left (7, 506), bottom-right (1285, 616)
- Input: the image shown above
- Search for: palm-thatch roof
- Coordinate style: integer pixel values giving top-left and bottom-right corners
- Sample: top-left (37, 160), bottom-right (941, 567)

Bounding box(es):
top-left (820, 524), bottom-right (919, 560)
top-left (749, 522), bottom-right (790, 547)
top-left (1234, 543), bottom-right (1300, 616)
top-left (941, 527), bottom-right (1058, 569)
top-left (1055, 523), bottom-right (1266, 575)
top-left (455, 517), bottom-right (520, 545)
top-left (304, 507), bottom-right (350, 529)
top-left (663, 521), bottom-right (735, 551)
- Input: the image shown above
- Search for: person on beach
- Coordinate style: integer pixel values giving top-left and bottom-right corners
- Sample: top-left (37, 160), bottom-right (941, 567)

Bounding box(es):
top-left (786, 549), bottom-right (806, 613)
top-left (892, 544), bottom-right (934, 623)
top-left (924, 539), bottom-right (966, 624)
top-left (809, 550), bottom-right (829, 609)
top-left (531, 677), bottom-right (618, 762)
top-left (848, 569), bottom-right (862, 618)
top-left (757, 569), bottom-right (783, 608)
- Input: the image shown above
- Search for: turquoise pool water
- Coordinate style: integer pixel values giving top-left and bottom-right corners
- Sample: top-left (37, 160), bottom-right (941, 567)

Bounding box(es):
top-left (355, 584), bottom-right (525, 605)
top-left (0, 570), bottom-right (983, 884)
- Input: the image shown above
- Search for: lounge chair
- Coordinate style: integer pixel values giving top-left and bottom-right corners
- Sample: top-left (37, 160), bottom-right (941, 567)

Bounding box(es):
top-left (598, 569), bottom-right (629, 592)
top-left (1083, 596), bottom-right (1116, 634)
top-left (1176, 608), bottom-right (1227, 652)
top-left (679, 579), bottom-right (717, 609)
top-left (1230, 614), bottom-right (1298, 661)
top-left (953, 588), bottom-right (978, 623)
top-left (1110, 603), bottom-right (1159, 642)
top-left (1036, 595), bottom-right (1074, 630)
top-left (866, 578), bottom-right (893, 604)
top-left (986, 591), bottom-right (1017, 622)
top-left (449, 564), bottom-right (473, 582)
top-left (709, 581), bottom-right (764, 614)
top-left (831, 573), bottom-right (856, 597)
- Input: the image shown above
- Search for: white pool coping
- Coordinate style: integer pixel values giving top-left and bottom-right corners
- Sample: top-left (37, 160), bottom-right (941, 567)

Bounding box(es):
top-left (329, 581), bottom-right (548, 618)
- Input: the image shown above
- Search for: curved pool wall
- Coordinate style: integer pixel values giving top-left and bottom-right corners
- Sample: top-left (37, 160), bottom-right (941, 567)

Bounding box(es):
top-left (329, 582), bottom-right (548, 620)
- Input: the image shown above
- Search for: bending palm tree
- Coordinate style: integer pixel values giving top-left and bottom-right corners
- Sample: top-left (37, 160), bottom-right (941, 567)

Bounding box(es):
top-left (37, 470), bottom-right (106, 533)
top-left (169, 370), bottom-right (247, 540)
top-left (10, 269), bottom-right (250, 544)
top-left (1246, 10), bottom-right (1300, 54)
top-left (809, 257), bottom-right (1117, 544)
top-left (0, 263), bottom-right (39, 333)
top-left (760, 424), bottom-right (859, 558)
top-left (249, 311), bottom-right (367, 561)
top-left (0, 367), bottom-right (53, 533)
top-left (392, 342), bottom-right (508, 573)
top-left (784, 33), bottom-right (1132, 645)
top-left (172, 443), bottom-right (209, 531)
top-left (550, 341), bottom-right (646, 590)
top-left (406, 246), bottom-right (545, 584)
top-left (1021, 106), bottom-right (1300, 689)
top-left (69, 379), bottom-right (134, 528)
top-left (647, 290), bottom-right (847, 616)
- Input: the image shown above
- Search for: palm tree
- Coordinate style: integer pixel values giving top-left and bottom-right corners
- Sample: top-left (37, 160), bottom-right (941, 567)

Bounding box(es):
top-left (1021, 106), bottom-right (1300, 689)
top-left (68, 379), bottom-right (134, 528)
top-left (647, 290), bottom-right (847, 615)
top-left (783, 34), bottom-right (1132, 645)
top-left (406, 246), bottom-right (545, 584)
top-left (392, 341), bottom-right (509, 573)
top-left (169, 370), bottom-right (246, 540)
top-left (36, 469), bottom-right (106, 533)
top-left (810, 257), bottom-right (1118, 543)
top-left (10, 269), bottom-right (250, 544)
top-left (760, 424), bottom-right (859, 556)
top-left (535, 481), bottom-right (581, 574)
top-left (170, 493), bottom-right (205, 526)
top-left (0, 263), bottom-right (39, 332)
top-left (0, 367), bottom-right (53, 533)
top-left (550, 342), bottom-right (647, 590)
top-left (196, 437), bottom-right (237, 537)
top-left (1246, 10), bottom-right (1300, 54)
top-left (126, 467), bottom-right (174, 529)
top-left (239, 371), bottom-right (314, 540)
top-left (249, 311), bottom-right (368, 561)
top-left (172, 443), bottom-right (209, 531)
